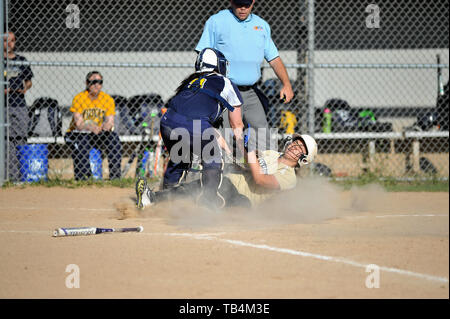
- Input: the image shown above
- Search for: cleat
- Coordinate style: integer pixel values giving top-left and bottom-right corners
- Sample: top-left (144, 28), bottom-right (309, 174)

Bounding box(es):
top-left (135, 177), bottom-right (146, 209)
top-left (144, 186), bottom-right (155, 206)
top-left (135, 177), bottom-right (155, 209)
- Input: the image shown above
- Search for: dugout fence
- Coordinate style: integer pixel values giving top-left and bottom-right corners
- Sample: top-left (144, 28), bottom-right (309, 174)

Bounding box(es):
top-left (1, 0), bottom-right (449, 184)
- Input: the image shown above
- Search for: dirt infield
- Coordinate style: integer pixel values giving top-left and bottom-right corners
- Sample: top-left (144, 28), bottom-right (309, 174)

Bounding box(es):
top-left (0, 179), bottom-right (448, 299)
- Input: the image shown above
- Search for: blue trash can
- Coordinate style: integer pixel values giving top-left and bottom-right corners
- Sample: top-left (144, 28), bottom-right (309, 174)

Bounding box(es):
top-left (17, 144), bottom-right (49, 182)
top-left (89, 148), bottom-right (103, 180)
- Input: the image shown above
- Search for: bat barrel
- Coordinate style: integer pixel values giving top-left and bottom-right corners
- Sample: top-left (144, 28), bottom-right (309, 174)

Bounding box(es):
top-left (53, 227), bottom-right (97, 237)
top-left (53, 226), bottom-right (143, 237)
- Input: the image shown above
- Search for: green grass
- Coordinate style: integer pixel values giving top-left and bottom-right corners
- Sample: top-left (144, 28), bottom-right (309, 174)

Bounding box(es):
top-left (330, 175), bottom-right (449, 192)
top-left (2, 175), bottom-right (448, 192)
top-left (1, 177), bottom-right (159, 189)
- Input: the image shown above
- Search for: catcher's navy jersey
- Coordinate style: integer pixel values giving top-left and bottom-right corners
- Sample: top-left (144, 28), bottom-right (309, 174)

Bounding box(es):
top-left (167, 73), bottom-right (242, 124)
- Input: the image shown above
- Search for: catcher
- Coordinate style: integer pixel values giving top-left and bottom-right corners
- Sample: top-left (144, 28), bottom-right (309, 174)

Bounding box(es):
top-left (136, 133), bottom-right (317, 209)
top-left (139, 47), bottom-right (245, 209)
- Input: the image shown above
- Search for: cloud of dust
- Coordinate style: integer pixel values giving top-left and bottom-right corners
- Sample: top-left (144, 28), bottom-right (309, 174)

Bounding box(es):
top-left (347, 183), bottom-right (390, 214)
top-left (133, 177), bottom-right (348, 230)
top-left (150, 198), bottom-right (253, 230)
top-left (253, 177), bottom-right (343, 225)
top-left (114, 200), bottom-right (140, 220)
top-left (112, 179), bottom-right (400, 230)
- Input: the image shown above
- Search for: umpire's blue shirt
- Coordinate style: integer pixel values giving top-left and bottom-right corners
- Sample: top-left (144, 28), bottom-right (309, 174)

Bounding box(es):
top-left (196, 9), bottom-right (279, 86)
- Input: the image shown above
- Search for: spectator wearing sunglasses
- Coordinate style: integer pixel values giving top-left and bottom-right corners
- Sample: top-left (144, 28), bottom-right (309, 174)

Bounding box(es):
top-left (65, 71), bottom-right (122, 180)
top-left (195, 0), bottom-right (293, 158)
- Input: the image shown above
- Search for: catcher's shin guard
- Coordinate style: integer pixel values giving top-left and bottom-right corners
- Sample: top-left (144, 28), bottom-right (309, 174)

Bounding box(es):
top-left (197, 168), bottom-right (225, 209)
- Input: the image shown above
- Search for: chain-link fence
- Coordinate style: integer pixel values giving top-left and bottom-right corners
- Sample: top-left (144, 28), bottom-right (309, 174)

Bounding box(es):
top-left (1, 0), bottom-right (448, 183)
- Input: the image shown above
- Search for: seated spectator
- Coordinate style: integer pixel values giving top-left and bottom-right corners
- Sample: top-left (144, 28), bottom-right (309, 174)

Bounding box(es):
top-left (65, 71), bottom-right (122, 180)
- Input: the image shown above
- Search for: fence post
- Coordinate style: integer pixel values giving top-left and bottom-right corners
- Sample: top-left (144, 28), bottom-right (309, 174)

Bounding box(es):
top-left (306, 0), bottom-right (315, 175)
top-left (412, 139), bottom-right (420, 174)
top-left (369, 140), bottom-right (376, 172)
top-left (307, 0), bottom-right (315, 136)
top-left (0, 0), bottom-right (5, 186)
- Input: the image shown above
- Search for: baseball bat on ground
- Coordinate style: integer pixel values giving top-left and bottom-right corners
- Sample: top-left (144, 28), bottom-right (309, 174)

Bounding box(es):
top-left (53, 226), bottom-right (143, 237)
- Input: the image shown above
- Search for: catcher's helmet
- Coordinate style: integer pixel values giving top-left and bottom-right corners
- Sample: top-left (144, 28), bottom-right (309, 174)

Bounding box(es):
top-left (195, 48), bottom-right (229, 77)
top-left (283, 133), bottom-right (318, 166)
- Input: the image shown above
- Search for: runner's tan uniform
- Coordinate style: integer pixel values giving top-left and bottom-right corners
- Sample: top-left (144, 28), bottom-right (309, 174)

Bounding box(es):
top-left (227, 150), bottom-right (297, 206)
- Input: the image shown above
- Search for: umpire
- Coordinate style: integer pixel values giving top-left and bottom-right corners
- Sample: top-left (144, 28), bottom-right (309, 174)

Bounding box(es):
top-left (195, 0), bottom-right (294, 154)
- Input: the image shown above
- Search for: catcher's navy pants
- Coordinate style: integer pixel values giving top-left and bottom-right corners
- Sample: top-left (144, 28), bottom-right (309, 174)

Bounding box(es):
top-left (160, 109), bottom-right (222, 190)
top-left (65, 131), bottom-right (122, 180)
top-left (152, 178), bottom-right (251, 208)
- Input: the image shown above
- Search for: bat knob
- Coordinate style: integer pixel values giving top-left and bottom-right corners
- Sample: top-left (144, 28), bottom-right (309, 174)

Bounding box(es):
top-left (53, 228), bottom-right (65, 237)
top-left (137, 226), bottom-right (144, 232)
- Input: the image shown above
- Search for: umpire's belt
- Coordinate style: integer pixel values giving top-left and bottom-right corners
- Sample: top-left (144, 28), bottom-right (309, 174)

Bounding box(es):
top-left (237, 84), bottom-right (256, 92)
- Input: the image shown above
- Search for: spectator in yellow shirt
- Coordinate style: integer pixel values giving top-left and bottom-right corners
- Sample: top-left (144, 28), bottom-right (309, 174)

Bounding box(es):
top-left (65, 71), bottom-right (122, 180)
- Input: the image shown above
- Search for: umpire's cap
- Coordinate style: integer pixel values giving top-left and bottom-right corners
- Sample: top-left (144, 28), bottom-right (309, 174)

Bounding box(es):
top-left (232, 0), bottom-right (253, 6)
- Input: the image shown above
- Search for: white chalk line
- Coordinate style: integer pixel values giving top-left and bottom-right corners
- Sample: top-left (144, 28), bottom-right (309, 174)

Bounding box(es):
top-left (0, 230), bottom-right (50, 234)
top-left (0, 228), bottom-right (447, 284)
top-left (1, 206), bottom-right (447, 219)
top-left (343, 213), bottom-right (448, 219)
top-left (0, 207), bottom-right (115, 212)
top-left (0, 230), bottom-right (228, 238)
top-left (154, 232), bottom-right (449, 285)
top-left (374, 214), bottom-right (448, 218)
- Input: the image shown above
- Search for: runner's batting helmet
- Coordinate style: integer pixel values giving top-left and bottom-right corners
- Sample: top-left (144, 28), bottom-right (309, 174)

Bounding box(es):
top-left (195, 48), bottom-right (229, 77)
top-left (283, 133), bottom-right (318, 166)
